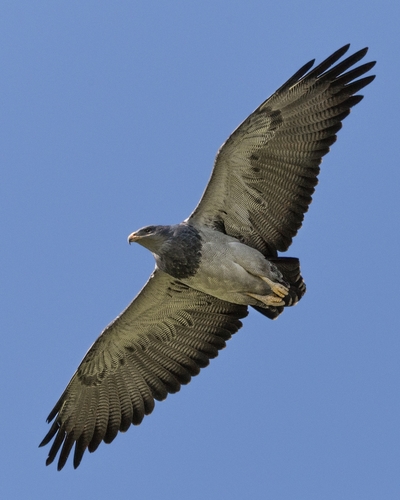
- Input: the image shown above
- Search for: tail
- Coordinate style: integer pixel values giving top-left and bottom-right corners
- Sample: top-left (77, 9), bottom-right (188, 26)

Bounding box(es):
top-left (252, 257), bottom-right (306, 320)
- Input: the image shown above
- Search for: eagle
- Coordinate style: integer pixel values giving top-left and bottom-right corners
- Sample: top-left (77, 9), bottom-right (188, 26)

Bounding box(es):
top-left (40, 44), bottom-right (375, 469)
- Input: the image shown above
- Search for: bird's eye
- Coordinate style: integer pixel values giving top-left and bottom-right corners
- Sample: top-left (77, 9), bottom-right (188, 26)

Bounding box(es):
top-left (145, 227), bottom-right (152, 233)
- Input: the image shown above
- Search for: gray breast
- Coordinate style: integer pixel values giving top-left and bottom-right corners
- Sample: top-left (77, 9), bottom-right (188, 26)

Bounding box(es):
top-left (157, 224), bottom-right (203, 280)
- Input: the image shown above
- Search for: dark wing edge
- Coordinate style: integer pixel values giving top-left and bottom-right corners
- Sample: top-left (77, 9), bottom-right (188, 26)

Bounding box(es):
top-left (39, 270), bottom-right (247, 470)
top-left (188, 44), bottom-right (376, 255)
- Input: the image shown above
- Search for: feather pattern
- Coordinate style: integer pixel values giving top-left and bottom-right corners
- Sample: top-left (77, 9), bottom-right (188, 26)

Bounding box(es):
top-left (189, 45), bottom-right (376, 255)
top-left (40, 270), bottom-right (247, 469)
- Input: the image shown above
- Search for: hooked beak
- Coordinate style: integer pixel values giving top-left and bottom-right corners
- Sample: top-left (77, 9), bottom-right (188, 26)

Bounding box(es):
top-left (127, 232), bottom-right (140, 244)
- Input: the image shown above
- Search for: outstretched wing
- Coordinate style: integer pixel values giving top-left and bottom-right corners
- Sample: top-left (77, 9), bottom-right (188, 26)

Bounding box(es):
top-left (40, 270), bottom-right (247, 470)
top-left (188, 45), bottom-right (376, 256)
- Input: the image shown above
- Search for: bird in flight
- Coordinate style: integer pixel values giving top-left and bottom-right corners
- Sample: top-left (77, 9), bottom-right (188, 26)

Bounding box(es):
top-left (40, 44), bottom-right (375, 469)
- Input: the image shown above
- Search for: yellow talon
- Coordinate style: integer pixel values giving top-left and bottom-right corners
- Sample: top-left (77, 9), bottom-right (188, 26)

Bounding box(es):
top-left (260, 277), bottom-right (289, 297)
top-left (247, 292), bottom-right (285, 307)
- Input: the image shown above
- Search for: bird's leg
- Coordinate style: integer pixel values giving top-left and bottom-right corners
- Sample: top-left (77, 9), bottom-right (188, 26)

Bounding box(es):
top-left (246, 292), bottom-right (285, 307)
top-left (260, 276), bottom-right (289, 298)
top-left (245, 276), bottom-right (289, 306)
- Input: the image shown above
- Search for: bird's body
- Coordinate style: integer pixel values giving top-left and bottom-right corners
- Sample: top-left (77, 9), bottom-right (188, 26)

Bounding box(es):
top-left (40, 44), bottom-right (376, 469)
top-left (131, 223), bottom-right (298, 308)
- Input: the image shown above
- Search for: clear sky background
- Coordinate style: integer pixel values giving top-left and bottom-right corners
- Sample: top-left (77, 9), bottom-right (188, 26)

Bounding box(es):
top-left (1, 1), bottom-right (399, 499)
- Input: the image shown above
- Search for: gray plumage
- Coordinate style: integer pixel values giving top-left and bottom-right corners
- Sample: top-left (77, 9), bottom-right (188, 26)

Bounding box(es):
top-left (40, 44), bottom-right (375, 469)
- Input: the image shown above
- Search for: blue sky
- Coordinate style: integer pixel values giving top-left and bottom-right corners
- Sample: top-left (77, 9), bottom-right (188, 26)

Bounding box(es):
top-left (1, 1), bottom-right (399, 499)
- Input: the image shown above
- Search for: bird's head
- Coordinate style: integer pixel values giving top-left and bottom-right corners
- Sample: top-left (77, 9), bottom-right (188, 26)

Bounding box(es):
top-left (128, 225), bottom-right (173, 253)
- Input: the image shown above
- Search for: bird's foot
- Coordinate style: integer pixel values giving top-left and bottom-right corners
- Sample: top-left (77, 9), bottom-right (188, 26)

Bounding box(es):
top-left (247, 292), bottom-right (285, 307)
top-left (260, 277), bottom-right (289, 298)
